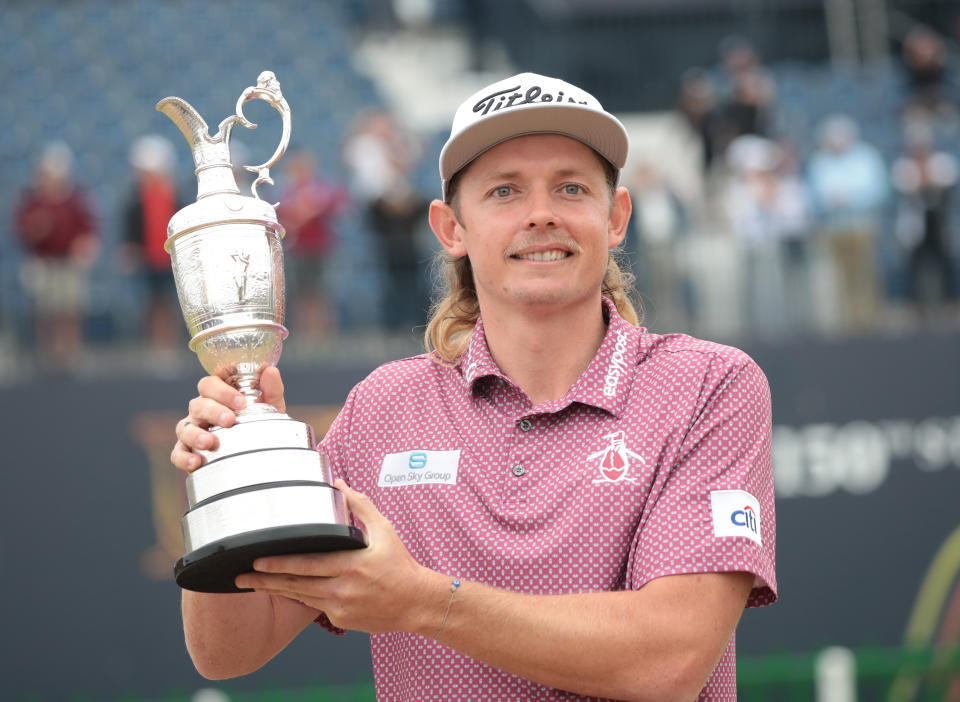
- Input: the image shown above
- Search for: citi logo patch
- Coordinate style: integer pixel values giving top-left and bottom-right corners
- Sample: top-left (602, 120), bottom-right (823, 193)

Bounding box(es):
top-left (710, 490), bottom-right (763, 546)
top-left (378, 450), bottom-right (460, 488)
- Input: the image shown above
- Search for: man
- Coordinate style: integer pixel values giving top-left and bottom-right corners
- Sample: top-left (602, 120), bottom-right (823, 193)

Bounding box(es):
top-left (15, 141), bottom-right (99, 368)
top-left (806, 114), bottom-right (888, 334)
top-left (171, 73), bottom-right (777, 701)
top-left (123, 134), bottom-right (182, 352)
top-left (278, 148), bottom-right (348, 341)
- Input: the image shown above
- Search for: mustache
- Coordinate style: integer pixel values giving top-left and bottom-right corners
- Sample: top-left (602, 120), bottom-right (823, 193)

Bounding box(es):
top-left (503, 235), bottom-right (583, 258)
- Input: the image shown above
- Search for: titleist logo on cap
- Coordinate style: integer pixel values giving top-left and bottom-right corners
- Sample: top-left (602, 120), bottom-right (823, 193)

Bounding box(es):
top-left (439, 72), bottom-right (629, 197)
top-left (473, 84), bottom-right (590, 116)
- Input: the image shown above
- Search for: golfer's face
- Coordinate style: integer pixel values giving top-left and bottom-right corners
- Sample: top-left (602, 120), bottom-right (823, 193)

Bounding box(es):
top-left (451, 133), bottom-right (625, 315)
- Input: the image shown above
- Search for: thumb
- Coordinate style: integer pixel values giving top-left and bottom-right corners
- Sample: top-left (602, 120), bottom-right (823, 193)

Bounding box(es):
top-left (335, 479), bottom-right (388, 535)
top-left (259, 366), bottom-right (286, 413)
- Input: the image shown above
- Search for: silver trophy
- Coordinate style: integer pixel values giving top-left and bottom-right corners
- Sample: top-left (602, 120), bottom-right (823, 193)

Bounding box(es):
top-left (158, 71), bottom-right (365, 593)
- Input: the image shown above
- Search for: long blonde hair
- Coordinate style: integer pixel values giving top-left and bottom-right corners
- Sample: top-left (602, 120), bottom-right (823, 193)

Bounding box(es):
top-left (423, 252), bottom-right (642, 364)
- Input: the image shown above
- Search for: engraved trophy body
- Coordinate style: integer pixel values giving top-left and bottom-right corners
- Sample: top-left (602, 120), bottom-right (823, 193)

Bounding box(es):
top-left (158, 71), bottom-right (365, 592)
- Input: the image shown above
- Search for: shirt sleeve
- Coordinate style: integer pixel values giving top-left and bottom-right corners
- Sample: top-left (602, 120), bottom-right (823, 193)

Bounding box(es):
top-left (317, 383), bottom-right (360, 484)
top-left (310, 384), bottom-right (359, 634)
top-left (628, 356), bottom-right (777, 608)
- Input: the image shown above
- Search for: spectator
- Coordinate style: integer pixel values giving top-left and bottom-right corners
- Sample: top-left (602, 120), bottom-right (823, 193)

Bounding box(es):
top-left (342, 109), bottom-right (421, 205)
top-left (369, 179), bottom-right (431, 333)
top-left (720, 38), bottom-right (776, 139)
top-left (677, 68), bottom-right (724, 175)
top-left (806, 115), bottom-right (889, 334)
top-left (343, 110), bottom-right (430, 333)
top-left (900, 26), bottom-right (958, 132)
top-left (14, 141), bottom-right (99, 369)
top-left (725, 135), bottom-right (811, 339)
top-left (627, 161), bottom-right (690, 331)
top-left (892, 121), bottom-right (958, 319)
top-left (121, 134), bottom-right (182, 352)
top-left (278, 149), bottom-right (349, 343)
top-left (775, 143), bottom-right (817, 334)
top-left (713, 37), bottom-right (778, 155)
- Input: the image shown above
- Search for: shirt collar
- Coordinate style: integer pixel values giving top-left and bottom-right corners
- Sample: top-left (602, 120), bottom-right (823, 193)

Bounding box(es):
top-left (458, 315), bottom-right (507, 388)
top-left (560, 297), bottom-right (643, 418)
top-left (456, 297), bottom-right (644, 418)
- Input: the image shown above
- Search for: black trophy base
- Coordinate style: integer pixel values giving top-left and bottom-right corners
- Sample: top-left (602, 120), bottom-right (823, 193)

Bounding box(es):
top-left (174, 523), bottom-right (367, 593)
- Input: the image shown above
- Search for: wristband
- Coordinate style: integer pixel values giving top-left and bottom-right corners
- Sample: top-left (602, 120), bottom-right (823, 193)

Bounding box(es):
top-left (436, 578), bottom-right (461, 640)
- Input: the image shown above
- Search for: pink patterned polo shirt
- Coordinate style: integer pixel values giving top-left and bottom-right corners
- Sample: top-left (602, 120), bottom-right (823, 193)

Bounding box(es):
top-left (318, 297), bottom-right (777, 701)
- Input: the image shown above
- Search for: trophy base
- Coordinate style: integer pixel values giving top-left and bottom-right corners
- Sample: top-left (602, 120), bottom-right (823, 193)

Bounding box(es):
top-left (175, 523), bottom-right (366, 593)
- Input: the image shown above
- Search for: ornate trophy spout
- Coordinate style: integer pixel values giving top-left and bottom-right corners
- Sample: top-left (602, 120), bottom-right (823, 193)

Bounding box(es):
top-left (157, 71), bottom-right (365, 593)
top-left (157, 70), bottom-right (291, 202)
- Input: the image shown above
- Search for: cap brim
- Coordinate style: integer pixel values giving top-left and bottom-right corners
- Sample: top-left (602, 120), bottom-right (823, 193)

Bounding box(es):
top-left (440, 102), bottom-right (629, 186)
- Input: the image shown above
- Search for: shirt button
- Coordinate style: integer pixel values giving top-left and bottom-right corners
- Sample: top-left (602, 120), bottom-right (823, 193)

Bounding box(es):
top-left (512, 464), bottom-right (526, 477)
top-left (518, 418), bottom-right (533, 432)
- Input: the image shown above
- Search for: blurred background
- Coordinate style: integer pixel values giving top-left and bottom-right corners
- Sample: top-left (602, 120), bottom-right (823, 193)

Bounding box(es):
top-left (1, 0), bottom-right (959, 700)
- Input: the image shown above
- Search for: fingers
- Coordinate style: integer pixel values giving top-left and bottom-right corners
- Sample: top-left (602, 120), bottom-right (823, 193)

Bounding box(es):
top-left (197, 376), bottom-right (247, 415)
top-left (232, 577), bottom-right (338, 618)
top-left (335, 479), bottom-right (387, 537)
top-left (171, 438), bottom-right (202, 472)
top-left (178, 414), bottom-right (219, 450)
top-left (171, 370), bottom-right (286, 475)
top-left (259, 367), bottom-right (286, 413)
top-left (235, 576), bottom-right (291, 596)
top-left (197, 370), bottom-right (285, 413)
top-left (188, 395), bottom-right (240, 431)
top-left (171, 414), bottom-right (212, 472)
top-left (234, 571), bottom-right (334, 604)
top-left (235, 562), bottom-right (349, 615)
top-left (251, 552), bottom-right (354, 578)
top-left (171, 375), bottom-right (243, 474)
top-left (189, 375), bottom-right (247, 432)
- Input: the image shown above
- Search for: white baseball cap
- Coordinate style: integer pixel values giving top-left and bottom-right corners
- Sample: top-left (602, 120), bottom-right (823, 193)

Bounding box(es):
top-left (439, 72), bottom-right (629, 200)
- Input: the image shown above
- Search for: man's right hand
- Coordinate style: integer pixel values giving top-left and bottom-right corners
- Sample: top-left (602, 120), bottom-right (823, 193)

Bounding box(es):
top-left (171, 366), bottom-right (286, 473)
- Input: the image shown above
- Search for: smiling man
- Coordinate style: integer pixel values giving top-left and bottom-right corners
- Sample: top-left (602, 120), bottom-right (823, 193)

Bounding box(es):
top-left (171, 73), bottom-right (777, 701)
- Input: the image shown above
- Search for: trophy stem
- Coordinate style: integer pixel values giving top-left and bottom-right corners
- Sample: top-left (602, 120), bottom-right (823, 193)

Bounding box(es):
top-left (233, 373), bottom-right (280, 416)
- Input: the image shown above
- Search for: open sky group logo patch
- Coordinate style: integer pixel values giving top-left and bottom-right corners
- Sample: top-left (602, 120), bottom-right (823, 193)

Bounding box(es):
top-left (378, 449), bottom-right (461, 487)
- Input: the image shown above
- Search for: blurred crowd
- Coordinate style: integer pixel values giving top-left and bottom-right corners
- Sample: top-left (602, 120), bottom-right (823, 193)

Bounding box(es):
top-left (8, 107), bottom-right (432, 371)
top-left (630, 27), bottom-right (959, 341)
top-left (6, 24), bottom-right (959, 371)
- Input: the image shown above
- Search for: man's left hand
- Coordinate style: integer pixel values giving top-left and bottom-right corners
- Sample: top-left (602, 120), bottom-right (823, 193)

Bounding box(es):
top-left (234, 479), bottom-right (441, 635)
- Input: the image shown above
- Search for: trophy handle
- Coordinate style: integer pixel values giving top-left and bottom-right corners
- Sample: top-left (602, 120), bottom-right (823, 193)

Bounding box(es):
top-left (233, 71), bottom-right (292, 205)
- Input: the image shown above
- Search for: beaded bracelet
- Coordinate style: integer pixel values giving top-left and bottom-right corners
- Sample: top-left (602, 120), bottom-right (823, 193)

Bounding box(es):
top-left (436, 578), bottom-right (461, 640)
